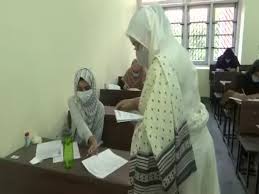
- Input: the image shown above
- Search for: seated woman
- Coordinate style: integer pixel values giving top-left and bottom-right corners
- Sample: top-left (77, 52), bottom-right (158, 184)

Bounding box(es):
top-left (222, 60), bottom-right (259, 103)
top-left (122, 59), bottom-right (146, 90)
top-left (215, 48), bottom-right (240, 72)
top-left (68, 68), bottom-right (104, 155)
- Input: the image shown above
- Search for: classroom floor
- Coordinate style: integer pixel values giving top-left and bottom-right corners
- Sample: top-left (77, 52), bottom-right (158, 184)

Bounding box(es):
top-left (205, 101), bottom-right (246, 194)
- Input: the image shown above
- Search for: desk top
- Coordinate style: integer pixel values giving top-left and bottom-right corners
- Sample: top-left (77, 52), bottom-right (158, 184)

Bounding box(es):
top-left (239, 136), bottom-right (259, 153)
top-left (5, 143), bottom-right (130, 187)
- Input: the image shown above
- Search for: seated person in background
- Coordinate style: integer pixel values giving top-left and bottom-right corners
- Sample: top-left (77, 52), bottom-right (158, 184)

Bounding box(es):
top-left (222, 60), bottom-right (259, 103)
top-left (122, 59), bottom-right (146, 90)
top-left (215, 48), bottom-right (240, 72)
top-left (68, 68), bottom-right (104, 155)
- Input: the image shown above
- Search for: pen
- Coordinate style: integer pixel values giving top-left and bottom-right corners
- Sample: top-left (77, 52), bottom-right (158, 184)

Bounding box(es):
top-left (86, 140), bottom-right (103, 157)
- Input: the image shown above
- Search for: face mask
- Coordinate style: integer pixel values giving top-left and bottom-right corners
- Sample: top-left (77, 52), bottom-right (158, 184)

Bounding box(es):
top-left (136, 45), bottom-right (149, 67)
top-left (77, 89), bottom-right (93, 104)
top-left (225, 58), bottom-right (231, 63)
top-left (252, 74), bottom-right (259, 83)
top-left (132, 72), bottom-right (140, 78)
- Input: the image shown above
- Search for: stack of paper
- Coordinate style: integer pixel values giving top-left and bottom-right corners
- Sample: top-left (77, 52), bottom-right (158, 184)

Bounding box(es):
top-left (82, 149), bottom-right (128, 178)
top-left (128, 88), bottom-right (141, 91)
top-left (114, 110), bottom-right (143, 123)
top-left (229, 97), bottom-right (259, 103)
top-left (30, 140), bottom-right (81, 165)
top-left (248, 99), bottom-right (259, 102)
top-left (105, 84), bottom-right (121, 90)
top-left (36, 140), bottom-right (62, 161)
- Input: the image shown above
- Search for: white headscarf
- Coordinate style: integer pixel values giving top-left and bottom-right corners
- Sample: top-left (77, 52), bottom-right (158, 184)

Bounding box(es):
top-left (74, 68), bottom-right (98, 130)
top-left (127, 6), bottom-right (200, 194)
top-left (127, 5), bottom-right (207, 130)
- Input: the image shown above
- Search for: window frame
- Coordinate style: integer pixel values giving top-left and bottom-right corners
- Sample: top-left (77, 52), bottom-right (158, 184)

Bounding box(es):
top-left (211, 3), bottom-right (238, 63)
top-left (187, 5), bottom-right (210, 65)
top-left (139, 0), bottom-right (239, 66)
top-left (164, 6), bottom-right (184, 45)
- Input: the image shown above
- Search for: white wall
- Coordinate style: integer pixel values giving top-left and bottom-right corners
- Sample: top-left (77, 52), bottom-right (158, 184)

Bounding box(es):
top-left (0, 0), bottom-right (136, 157)
top-left (238, 0), bottom-right (259, 64)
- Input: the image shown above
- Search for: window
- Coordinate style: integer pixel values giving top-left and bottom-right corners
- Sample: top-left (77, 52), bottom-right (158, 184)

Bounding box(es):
top-left (140, 0), bottom-right (239, 65)
top-left (188, 7), bottom-right (209, 62)
top-left (213, 6), bottom-right (236, 61)
top-left (164, 8), bottom-right (183, 45)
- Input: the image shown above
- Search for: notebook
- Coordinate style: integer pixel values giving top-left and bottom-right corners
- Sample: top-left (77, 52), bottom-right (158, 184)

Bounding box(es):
top-left (82, 149), bottom-right (128, 179)
top-left (114, 110), bottom-right (143, 123)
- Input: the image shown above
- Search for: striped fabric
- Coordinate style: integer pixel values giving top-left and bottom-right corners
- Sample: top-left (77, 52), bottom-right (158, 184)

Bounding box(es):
top-left (129, 123), bottom-right (196, 194)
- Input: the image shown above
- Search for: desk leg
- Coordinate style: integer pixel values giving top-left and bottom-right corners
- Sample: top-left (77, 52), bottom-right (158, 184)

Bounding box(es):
top-left (256, 162), bottom-right (259, 194)
top-left (227, 118), bottom-right (231, 146)
top-left (223, 116), bottom-right (227, 141)
top-left (236, 141), bottom-right (241, 175)
top-left (231, 105), bottom-right (237, 154)
top-left (246, 152), bottom-right (251, 188)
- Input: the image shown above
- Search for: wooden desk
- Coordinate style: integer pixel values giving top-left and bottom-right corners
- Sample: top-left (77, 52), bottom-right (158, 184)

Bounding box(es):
top-left (0, 144), bottom-right (129, 194)
top-left (228, 100), bottom-right (259, 154)
top-left (99, 89), bottom-right (141, 106)
top-left (103, 106), bottom-right (135, 151)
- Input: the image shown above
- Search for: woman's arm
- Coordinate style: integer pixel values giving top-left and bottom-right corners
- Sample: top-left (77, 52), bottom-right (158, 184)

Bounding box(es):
top-left (68, 97), bottom-right (92, 144)
top-left (116, 97), bottom-right (140, 111)
top-left (92, 102), bottom-right (105, 142)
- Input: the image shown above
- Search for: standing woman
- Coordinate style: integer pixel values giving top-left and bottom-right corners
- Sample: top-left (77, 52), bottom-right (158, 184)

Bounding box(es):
top-left (116, 5), bottom-right (220, 194)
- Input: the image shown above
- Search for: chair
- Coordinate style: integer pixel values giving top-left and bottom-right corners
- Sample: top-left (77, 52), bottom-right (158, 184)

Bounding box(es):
top-left (117, 76), bottom-right (124, 89)
top-left (236, 101), bottom-right (259, 193)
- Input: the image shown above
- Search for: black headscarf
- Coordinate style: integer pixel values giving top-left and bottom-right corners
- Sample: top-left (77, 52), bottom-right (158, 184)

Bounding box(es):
top-left (215, 48), bottom-right (240, 70)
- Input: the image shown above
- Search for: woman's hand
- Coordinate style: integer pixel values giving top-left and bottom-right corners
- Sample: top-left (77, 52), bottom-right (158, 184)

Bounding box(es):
top-left (87, 136), bottom-right (98, 155)
top-left (116, 98), bottom-right (139, 112)
top-left (233, 92), bottom-right (248, 101)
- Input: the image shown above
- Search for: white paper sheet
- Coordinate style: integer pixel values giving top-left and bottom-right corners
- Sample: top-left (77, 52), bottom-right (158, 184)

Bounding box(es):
top-left (82, 149), bottom-right (128, 179)
top-left (248, 99), bottom-right (259, 102)
top-left (53, 142), bottom-right (81, 163)
top-left (114, 110), bottom-right (143, 123)
top-left (30, 157), bottom-right (42, 165)
top-left (105, 84), bottom-right (121, 90)
top-left (36, 140), bottom-right (62, 161)
top-left (229, 97), bottom-right (259, 103)
top-left (10, 155), bottom-right (20, 159)
top-left (229, 97), bottom-right (242, 102)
